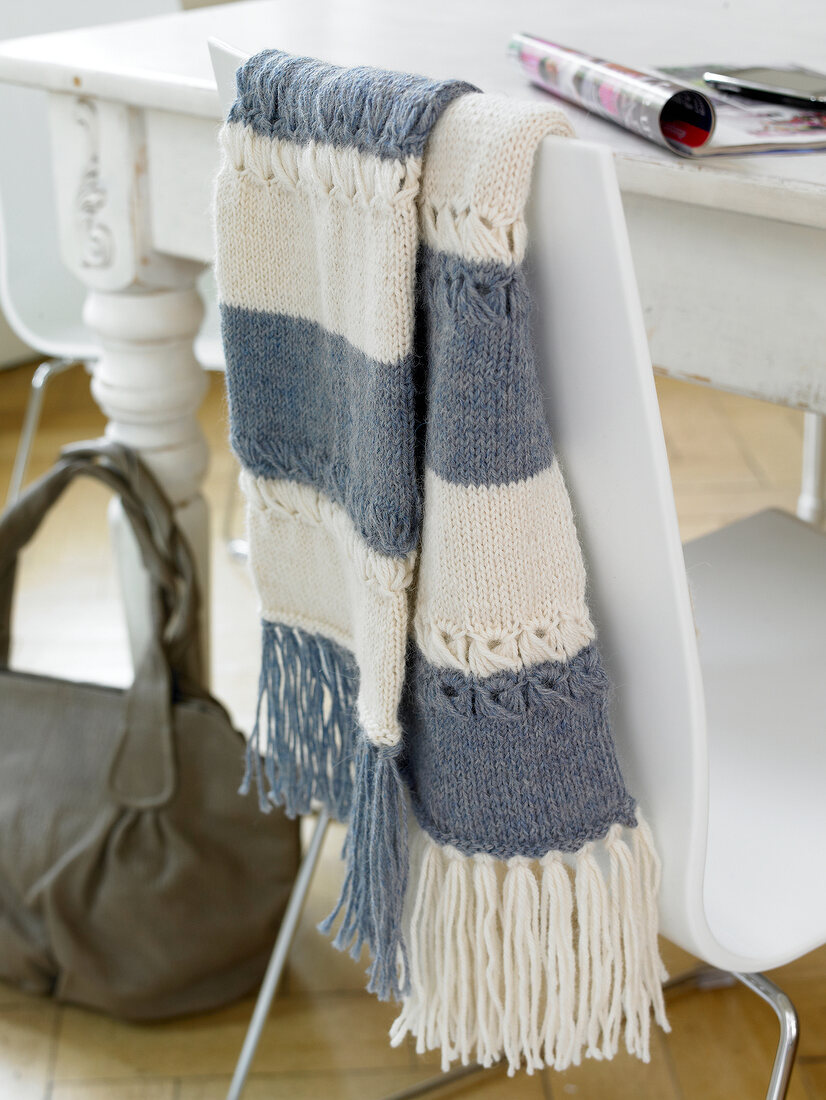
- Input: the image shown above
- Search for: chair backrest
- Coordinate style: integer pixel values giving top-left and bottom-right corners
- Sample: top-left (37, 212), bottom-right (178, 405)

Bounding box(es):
top-left (208, 39), bottom-right (715, 963)
top-left (525, 139), bottom-right (717, 961)
top-left (209, 38), bottom-right (247, 116)
top-left (0, 0), bottom-right (181, 362)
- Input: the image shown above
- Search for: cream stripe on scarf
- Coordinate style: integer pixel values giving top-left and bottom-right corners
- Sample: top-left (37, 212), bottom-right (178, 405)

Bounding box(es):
top-left (216, 123), bottom-right (422, 365)
top-left (242, 471), bottom-right (415, 746)
top-left (419, 94), bottom-right (573, 265)
top-left (414, 463), bottom-right (594, 676)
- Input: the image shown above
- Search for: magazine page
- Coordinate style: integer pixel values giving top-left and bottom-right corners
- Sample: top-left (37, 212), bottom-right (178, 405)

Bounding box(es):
top-left (660, 65), bottom-right (826, 155)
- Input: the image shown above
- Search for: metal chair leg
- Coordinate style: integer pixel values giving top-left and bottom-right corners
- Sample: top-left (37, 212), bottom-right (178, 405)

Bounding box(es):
top-left (6, 358), bottom-right (81, 505)
top-left (227, 808), bottom-right (332, 1100)
top-left (222, 466), bottom-right (249, 562)
top-left (664, 967), bottom-right (798, 1099)
top-left (226, 806), bottom-right (497, 1100)
top-left (734, 973), bottom-right (799, 1100)
top-left (380, 1062), bottom-right (501, 1100)
top-left (664, 964), bottom-right (736, 995)
top-left (353, 967), bottom-right (796, 1100)
top-left (797, 411), bottom-right (825, 526)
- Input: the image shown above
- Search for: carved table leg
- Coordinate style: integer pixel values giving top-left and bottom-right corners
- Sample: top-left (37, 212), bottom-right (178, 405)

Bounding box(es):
top-left (85, 287), bottom-right (211, 672)
top-left (47, 92), bottom-right (213, 679)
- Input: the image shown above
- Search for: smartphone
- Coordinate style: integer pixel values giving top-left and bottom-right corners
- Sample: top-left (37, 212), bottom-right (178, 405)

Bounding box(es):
top-left (703, 65), bottom-right (826, 107)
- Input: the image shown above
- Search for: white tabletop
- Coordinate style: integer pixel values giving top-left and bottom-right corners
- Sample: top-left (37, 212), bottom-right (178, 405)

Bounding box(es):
top-left (1, 0), bottom-right (826, 226)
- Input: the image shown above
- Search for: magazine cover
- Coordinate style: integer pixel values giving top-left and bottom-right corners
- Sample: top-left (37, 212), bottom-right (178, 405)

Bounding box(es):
top-left (510, 34), bottom-right (826, 157)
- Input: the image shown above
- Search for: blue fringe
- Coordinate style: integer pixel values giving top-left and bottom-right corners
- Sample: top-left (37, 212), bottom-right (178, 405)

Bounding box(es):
top-left (319, 735), bottom-right (411, 1001)
top-left (240, 621), bottom-right (358, 821)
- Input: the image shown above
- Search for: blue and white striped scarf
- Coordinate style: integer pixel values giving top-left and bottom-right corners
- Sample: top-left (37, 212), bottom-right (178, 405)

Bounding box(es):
top-left (215, 49), bottom-right (667, 1074)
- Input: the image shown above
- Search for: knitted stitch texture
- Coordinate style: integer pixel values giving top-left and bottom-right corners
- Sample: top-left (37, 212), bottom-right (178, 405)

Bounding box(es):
top-left (215, 49), bottom-right (668, 1075)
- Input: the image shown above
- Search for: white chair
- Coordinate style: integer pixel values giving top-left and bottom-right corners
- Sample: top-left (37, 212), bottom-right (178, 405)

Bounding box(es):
top-left (0, 0), bottom-right (224, 506)
top-left (529, 135), bottom-right (825, 1100)
top-left (209, 38), bottom-right (826, 1100)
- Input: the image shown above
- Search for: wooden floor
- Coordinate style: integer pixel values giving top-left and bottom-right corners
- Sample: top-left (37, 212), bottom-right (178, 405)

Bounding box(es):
top-left (0, 362), bottom-right (824, 1100)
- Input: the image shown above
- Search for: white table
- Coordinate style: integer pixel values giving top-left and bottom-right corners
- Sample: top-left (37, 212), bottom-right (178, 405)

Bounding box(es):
top-left (1, 0), bottom-right (825, 655)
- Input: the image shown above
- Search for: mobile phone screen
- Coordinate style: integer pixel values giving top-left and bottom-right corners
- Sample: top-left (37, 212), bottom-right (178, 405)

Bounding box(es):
top-left (728, 67), bottom-right (826, 96)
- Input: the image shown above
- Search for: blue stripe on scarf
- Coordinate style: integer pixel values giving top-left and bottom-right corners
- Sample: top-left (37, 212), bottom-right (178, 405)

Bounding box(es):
top-left (222, 305), bottom-right (420, 558)
top-left (401, 642), bottom-right (637, 859)
top-left (421, 248), bottom-right (556, 487)
top-left (229, 49), bottom-right (476, 160)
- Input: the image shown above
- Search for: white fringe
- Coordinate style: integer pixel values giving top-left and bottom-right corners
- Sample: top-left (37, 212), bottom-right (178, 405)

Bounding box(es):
top-left (389, 810), bottom-right (669, 1076)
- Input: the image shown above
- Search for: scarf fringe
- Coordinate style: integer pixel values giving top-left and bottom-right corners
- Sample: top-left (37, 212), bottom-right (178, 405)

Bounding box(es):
top-left (319, 735), bottom-right (411, 1001)
top-left (240, 622), bottom-right (357, 820)
top-left (389, 810), bottom-right (668, 1075)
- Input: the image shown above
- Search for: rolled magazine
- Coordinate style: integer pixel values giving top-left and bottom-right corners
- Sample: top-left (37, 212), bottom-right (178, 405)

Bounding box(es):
top-left (510, 34), bottom-right (826, 157)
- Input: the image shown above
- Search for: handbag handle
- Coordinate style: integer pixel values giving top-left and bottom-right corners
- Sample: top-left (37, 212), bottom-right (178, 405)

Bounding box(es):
top-left (0, 440), bottom-right (203, 809)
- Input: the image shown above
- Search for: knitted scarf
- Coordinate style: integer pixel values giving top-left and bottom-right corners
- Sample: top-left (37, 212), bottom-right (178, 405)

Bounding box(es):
top-left (215, 49), bottom-right (668, 1074)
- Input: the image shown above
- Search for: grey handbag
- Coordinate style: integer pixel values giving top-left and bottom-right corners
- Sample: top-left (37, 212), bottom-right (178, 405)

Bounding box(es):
top-left (0, 440), bottom-right (299, 1019)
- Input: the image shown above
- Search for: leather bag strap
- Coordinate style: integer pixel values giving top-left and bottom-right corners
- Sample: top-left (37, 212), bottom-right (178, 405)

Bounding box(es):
top-left (0, 440), bottom-right (203, 808)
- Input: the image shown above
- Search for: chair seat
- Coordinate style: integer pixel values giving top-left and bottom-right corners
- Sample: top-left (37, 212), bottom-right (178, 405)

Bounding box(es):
top-left (683, 509), bottom-right (826, 969)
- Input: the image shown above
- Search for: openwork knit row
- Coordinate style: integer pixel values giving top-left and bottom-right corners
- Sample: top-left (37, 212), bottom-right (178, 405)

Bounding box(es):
top-left (415, 612), bottom-right (595, 677)
top-left (241, 470), bottom-right (416, 594)
top-left (427, 251), bottom-right (526, 325)
top-left (230, 50), bottom-right (476, 160)
top-left (412, 641), bottom-right (608, 720)
top-left (221, 121), bottom-right (422, 207)
top-left (419, 201), bottom-right (528, 266)
top-left (418, 92), bottom-right (573, 267)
